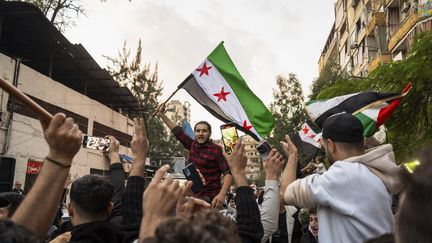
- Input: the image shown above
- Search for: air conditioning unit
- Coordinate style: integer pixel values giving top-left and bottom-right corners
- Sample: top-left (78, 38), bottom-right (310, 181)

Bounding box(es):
top-left (401, 2), bottom-right (410, 13)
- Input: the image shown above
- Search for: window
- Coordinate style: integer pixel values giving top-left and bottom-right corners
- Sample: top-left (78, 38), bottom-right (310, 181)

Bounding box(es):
top-left (90, 168), bottom-right (109, 177)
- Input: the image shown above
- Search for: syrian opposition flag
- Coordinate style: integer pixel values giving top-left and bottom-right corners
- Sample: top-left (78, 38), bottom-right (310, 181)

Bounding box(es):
top-left (289, 123), bottom-right (322, 158)
top-left (306, 83), bottom-right (411, 137)
top-left (178, 42), bottom-right (275, 141)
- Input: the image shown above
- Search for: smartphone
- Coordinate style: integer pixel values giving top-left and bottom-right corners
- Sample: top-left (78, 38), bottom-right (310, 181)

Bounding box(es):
top-left (82, 135), bottom-right (110, 152)
top-left (182, 163), bottom-right (203, 193)
top-left (220, 123), bottom-right (239, 155)
top-left (256, 140), bottom-right (272, 159)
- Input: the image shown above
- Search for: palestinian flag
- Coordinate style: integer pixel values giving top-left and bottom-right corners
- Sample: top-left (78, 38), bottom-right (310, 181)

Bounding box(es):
top-left (306, 83), bottom-right (411, 137)
top-left (178, 42), bottom-right (275, 141)
top-left (289, 123), bottom-right (322, 158)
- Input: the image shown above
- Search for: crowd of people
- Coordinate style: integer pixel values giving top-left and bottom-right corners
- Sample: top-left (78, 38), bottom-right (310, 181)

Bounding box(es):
top-left (0, 110), bottom-right (430, 243)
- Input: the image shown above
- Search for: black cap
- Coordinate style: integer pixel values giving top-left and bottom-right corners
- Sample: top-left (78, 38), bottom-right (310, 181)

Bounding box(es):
top-left (322, 113), bottom-right (364, 142)
top-left (0, 197), bottom-right (10, 208)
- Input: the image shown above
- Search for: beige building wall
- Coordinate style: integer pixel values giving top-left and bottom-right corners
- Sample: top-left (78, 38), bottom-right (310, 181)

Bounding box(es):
top-left (320, 0), bottom-right (432, 77)
top-left (0, 53), bottom-right (134, 189)
top-left (242, 135), bottom-right (262, 181)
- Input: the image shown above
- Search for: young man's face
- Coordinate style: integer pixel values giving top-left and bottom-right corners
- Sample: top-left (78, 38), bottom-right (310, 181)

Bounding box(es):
top-left (309, 214), bottom-right (319, 237)
top-left (14, 182), bottom-right (21, 189)
top-left (194, 124), bottom-right (211, 144)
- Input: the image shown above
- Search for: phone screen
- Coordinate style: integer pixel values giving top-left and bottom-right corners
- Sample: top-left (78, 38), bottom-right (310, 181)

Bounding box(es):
top-left (83, 135), bottom-right (110, 152)
top-left (221, 124), bottom-right (239, 155)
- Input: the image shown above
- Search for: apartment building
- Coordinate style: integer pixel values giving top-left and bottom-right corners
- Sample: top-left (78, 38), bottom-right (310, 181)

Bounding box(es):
top-left (319, 0), bottom-right (432, 77)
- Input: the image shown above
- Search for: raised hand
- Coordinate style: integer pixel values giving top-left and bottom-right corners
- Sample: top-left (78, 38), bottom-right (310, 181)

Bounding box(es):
top-left (131, 117), bottom-right (149, 160)
top-left (42, 113), bottom-right (83, 165)
top-left (140, 165), bottom-right (182, 239)
top-left (280, 135), bottom-right (298, 157)
top-left (176, 181), bottom-right (211, 216)
top-left (263, 149), bottom-right (284, 180)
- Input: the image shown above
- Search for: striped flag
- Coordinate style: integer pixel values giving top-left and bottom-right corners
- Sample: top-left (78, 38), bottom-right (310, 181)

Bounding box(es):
top-left (289, 123), bottom-right (322, 158)
top-left (178, 42), bottom-right (275, 141)
top-left (306, 83), bottom-right (411, 137)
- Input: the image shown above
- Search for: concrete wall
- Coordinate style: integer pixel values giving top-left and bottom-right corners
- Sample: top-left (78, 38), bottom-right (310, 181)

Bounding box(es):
top-left (0, 53), bottom-right (134, 189)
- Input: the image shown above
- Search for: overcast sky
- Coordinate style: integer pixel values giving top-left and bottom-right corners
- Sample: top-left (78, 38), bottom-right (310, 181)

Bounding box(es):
top-left (65, 0), bottom-right (336, 138)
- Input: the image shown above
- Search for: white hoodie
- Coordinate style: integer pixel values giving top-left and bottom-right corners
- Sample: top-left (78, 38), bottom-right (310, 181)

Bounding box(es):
top-left (284, 144), bottom-right (402, 243)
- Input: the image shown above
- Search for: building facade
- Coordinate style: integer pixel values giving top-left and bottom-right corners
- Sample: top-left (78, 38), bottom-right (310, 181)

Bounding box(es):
top-left (0, 2), bottom-right (142, 192)
top-left (319, 0), bottom-right (432, 77)
top-left (165, 100), bottom-right (191, 125)
top-left (242, 135), bottom-right (262, 181)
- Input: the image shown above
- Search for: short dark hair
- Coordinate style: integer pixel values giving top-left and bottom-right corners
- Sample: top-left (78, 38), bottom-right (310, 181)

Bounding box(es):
top-left (194, 121), bottom-right (212, 134)
top-left (396, 145), bottom-right (432, 243)
top-left (308, 207), bottom-right (317, 216)
top-left (0, 192), bottom-right (24, 218)
top-left (334, 141), bottom-right (365, 153)
top-left (70, 175), bottom-right (114, 218)
top-left (154, 210), bottom-right (240, 243)
top-left (0, 220), bottom-right (38, 243)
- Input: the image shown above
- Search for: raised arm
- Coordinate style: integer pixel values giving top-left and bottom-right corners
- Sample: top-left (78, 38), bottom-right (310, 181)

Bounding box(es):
top-left (279, 135), bottom-right (299, 201)
top-left (260, 149), bottom-right (284, 242)
top-left (224, 140), bottom-right (264, 243)
top-left (121, 118), bottom-right (149, 228)
top-left (11, 113), bottom-right (82, 240)
top-left (105, 136), bottom-right (125, 225)
top-left (156, 103), bottom-right (177, 130)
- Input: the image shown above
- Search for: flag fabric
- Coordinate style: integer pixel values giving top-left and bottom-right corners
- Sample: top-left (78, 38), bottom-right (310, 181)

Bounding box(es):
top-left (178, 42), bottom-right (275, 141)
top-left (354, 83), bottom-right (411, 137)
top-left (289, 123), bottom-right (322, 158)
top-left (182, 120), bottom-right (195, 140)
top-left (306, 83), bottom-right (411, 137)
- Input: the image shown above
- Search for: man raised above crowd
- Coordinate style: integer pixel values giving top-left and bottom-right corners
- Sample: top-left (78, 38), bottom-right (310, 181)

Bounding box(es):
top-left (280, 113), bottom-right (403, 243)
top-left (157, 103), bottom-right (232, 208)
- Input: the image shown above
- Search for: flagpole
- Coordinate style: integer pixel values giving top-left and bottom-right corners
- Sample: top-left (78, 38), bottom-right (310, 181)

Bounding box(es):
top-left (0, 76), bottom-right (52, 123)
top-left (151, 87), bottom-right (181, 117)
top-left (152, 75), bottom-right (192, 117)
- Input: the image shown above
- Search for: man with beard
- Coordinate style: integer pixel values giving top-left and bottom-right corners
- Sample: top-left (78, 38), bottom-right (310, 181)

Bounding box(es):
top-left (157, 104), bottom-right (232, 208)
top-left (279, 113), bottom-right (402, 243)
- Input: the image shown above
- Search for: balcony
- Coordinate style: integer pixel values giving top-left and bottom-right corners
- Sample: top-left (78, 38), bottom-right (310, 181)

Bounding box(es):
top-left (366, 12), bottom-right (386, 36)
top-left (368, 54), bottom-right (392, 72)
top-left (388, 12), bottom-right (419, 51)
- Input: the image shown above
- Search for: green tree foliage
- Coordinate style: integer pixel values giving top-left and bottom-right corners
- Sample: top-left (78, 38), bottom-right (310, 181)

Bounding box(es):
top-left (105, 40), bottom-right (188, 160)
top-left (316, 31), bottom-right (432, 161)
top-left (310, 59), bottom-right (346, 99)
top-left (269, 74), bottom-right (308, 158)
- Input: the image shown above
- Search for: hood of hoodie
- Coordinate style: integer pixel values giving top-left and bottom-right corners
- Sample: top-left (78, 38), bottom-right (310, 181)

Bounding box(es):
top-left (344, 144), bottom-right (403, 194)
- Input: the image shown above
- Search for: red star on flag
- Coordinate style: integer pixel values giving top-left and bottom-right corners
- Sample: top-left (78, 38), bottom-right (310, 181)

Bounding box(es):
top-left (213, 87), bottom-right (231, 102)
top-left (195, 62), bottom-right (212, 77)
top-left (243, 120), bottom-right (253, 130)
top-left (302, 125), bottom-right (309, 134)
top-left (309, 134), bottom-right (316, 139)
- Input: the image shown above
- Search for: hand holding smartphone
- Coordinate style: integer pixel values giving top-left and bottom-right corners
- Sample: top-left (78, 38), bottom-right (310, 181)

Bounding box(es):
top-left (220, 123), bottom-right (239, 155)
top-left (256, 140), bottom-right (272, 160)
top-left (82, 135), bottom-right (111, 152)
top-left (182, 163), bottom-right (203, 193)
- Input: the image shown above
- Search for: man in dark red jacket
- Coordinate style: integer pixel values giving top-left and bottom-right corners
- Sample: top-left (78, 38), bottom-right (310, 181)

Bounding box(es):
top-left (158, 104), bottom-right (232, 208)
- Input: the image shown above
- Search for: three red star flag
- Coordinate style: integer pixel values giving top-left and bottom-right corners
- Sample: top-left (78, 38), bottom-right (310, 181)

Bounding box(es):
top-left (178, 42), bottom-right (275, 141)
top-left (306, 83), bottom-right (411, 137)
top-left (289, 123), bottom-right (322, 158)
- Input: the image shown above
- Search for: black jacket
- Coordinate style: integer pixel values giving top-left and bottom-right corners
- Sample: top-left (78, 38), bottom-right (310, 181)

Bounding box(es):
top-left (70, 221), bottom-right (122, 243)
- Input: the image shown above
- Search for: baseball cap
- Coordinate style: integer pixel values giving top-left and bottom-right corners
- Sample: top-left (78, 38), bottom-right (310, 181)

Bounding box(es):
top-left (322, 113), bottom-right (364, 142)
top-left (0, 197), bottom-right (10, 208)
